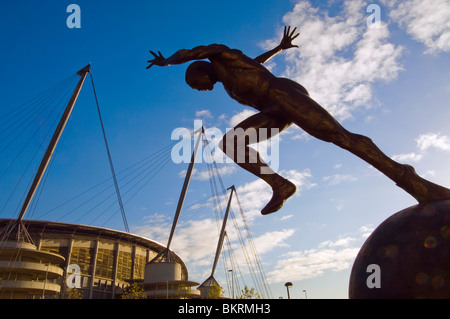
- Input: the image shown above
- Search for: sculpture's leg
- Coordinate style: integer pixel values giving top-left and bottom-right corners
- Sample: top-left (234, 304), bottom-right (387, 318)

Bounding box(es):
top-left (324, 129), bottom-right (407, 188)
top-left (278, 86), bottom-right (450, 203)
top-left (328, 129), bottom-right (450, 202)
top-left (219, 112), bottom-right (297, 214)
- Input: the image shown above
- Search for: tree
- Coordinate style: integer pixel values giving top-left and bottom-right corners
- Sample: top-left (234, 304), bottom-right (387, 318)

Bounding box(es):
top-left (121, 283), bottom-right (146, 299)
top-left (237, 286), bottom-right (261, 299)
top-left (65, 288), bottom-right (83, 299)
top-left (206, 283), bottom-right (224, 299)
top-left (175, 283), bottom-right (194, 299)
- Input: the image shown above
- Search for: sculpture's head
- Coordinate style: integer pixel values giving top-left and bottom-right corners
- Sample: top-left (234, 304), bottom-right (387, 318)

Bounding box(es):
top-left (185, 61), bottom-right (217, 91)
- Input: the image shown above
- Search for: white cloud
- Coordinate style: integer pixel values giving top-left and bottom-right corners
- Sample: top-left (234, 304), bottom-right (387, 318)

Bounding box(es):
top-left (280, 214), bottom-right (294, 221)
top-left (267, 225), bottom-right (373, 283)
top-left (416, 132), bottom-right (450, 152)
top-left (291, 132), bottom-right (311, 141)
top-left (134, 170), bottom-right (313, 257)
top-left (224, 169), bottom-right (316, 222)
top-left (264, 0), bottom-right (403, 121)
top-left (134, 176), bottom-right (372, 287)
top-left (392, 132), bottom-right (450, 163)
top-left (169, 218), bottom-right (221, 263)
top-left (330, 198), bottom-right (346, 211)
top-left (178, 165), bottom-right (237, 181)
top-left (358, 225), bottom-right (375, 238)
top-left (382, 0), bottom-right (450, 54)
top-left (195, 109), bottom-right (212, 118)
top-left (134, 212), bottom-right (297, 281)
top-left (134, 216), bottom-right (222, 271)
top-left (251, 229), bottom-right (296, 255)
top-left (285, 169), bottom-right (317, 191)
top-left (319, 236), bottom-right (358, 248)
top-left (229, 109), bottom-right (258, 127)
top-left (268, 247), bottom-right (360, 283)
top-left (391, 152), bottom-right (423, 163)
top-left (133, 213), bottom-right (173, 245)
top-left (289, 126), bottom-right (311, 141)
top-left (235, 179), bottom-right (272, 214)
top-left (322, 173), bottom-right (358, 186)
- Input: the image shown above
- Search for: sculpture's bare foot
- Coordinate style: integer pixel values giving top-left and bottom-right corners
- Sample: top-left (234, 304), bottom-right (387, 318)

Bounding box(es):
top-left (397, 164), bottom-right (450, 202)
top-left (261, 179), bottom-right (297, 215)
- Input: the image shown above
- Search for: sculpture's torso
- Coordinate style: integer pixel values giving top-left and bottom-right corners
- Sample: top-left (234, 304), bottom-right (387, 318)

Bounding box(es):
top-left (210, 49), bottom-right (275, 111)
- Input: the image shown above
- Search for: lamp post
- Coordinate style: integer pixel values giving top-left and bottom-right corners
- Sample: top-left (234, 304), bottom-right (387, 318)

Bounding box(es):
top-left (229, 269), bottom-right (234, 299)
top-left (284, 282), bottom-right (293, 299)
top-left (303, 289), bottom-right (308, 299)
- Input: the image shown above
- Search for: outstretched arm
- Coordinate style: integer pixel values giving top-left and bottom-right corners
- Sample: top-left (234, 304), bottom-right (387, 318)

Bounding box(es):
top-left (146, 44), bottom-right (228, 69)
top-left (254, 26), bottom-right (300, 65)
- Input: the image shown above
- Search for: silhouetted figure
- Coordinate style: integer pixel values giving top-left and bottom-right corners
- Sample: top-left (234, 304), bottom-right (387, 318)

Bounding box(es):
top-left (147, 26), bottom-right (450, 215)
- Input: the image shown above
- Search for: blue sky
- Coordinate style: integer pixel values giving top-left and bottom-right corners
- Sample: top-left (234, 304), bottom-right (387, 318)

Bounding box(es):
top-left (1, 0), bottom-right (450, 299)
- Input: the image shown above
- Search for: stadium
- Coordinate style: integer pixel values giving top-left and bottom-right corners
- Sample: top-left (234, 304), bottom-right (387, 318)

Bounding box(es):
top-left (0, 219), bottom-right (200, 299)
top-left (0, 65), bottom-right (272, 299)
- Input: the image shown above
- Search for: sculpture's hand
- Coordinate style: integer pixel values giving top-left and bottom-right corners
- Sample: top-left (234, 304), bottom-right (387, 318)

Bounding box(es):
top-left (146, 51), bottom-right (168, 69)
top-left (279, 26), bottom-right (300, 50)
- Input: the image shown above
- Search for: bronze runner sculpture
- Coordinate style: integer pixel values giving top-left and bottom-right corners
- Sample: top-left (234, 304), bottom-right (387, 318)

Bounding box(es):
top-left (147, 26), bottom-right (450, 215)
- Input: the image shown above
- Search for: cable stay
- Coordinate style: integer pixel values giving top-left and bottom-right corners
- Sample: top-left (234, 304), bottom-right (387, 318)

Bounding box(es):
top-left (0, 74), bottom-right (79, 156)
top-left (234, 190), bottom-right (273, 299)
top-left (88, 71), bottom-right (129, 233)
top-left (0, 64), bottom-right (132, 240)
top-left (30, 140), bottom-right (176, 226)
top-left (0, 75), bottom-right (80, 216)
top-left (0, 65), bottom-right (91, 243)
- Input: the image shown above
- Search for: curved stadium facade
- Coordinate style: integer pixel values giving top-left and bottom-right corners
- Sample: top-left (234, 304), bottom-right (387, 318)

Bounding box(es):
top-left (0, 219), bottom-right (200, 299)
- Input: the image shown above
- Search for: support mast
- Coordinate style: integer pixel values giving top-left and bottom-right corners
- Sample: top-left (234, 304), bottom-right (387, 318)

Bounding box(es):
top-left (16, 64), bottom-right (91, 222)
top-left (198, 185), bottom-right (235, 298)
top-left (149, 127), bottom-right (204, 263)
top-left (210, 185), bottom-right (235, 277)
top-left (166, 127), bottom-right (204, 250)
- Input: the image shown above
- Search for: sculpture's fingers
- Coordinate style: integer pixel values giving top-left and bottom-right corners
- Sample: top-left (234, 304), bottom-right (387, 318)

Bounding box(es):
top-left (291, 32), bottom-right (300, 40)
top-left (290, 27), bottom-right (298, 37)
